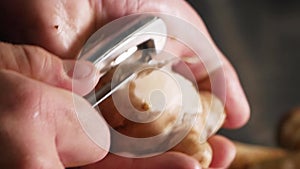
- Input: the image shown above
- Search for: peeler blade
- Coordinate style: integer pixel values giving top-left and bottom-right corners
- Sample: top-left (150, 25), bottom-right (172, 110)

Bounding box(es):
top-left (79, 15), bottom-right (168, 107)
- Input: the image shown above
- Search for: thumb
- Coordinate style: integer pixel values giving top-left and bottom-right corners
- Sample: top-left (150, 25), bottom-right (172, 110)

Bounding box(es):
top-left (0, 42), bottom-right (99, 95)
top-left (0, 69), bottom-right (110, 168)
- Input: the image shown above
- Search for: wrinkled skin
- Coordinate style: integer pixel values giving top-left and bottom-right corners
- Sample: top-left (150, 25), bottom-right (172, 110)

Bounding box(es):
top-left (0, 0), bottom-right (250, 169)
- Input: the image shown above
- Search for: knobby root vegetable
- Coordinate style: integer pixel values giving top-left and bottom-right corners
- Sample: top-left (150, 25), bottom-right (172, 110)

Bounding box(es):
top-left (229, 142), bottom-right (287, 169)
top-left (278, 107), bottom-right (300, 150)
top-left (97, 67), bottom-right (225, 168)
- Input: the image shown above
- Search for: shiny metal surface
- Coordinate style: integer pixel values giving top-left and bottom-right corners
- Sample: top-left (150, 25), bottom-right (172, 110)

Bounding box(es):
top-left (79, 15), bottom-right (167, 107)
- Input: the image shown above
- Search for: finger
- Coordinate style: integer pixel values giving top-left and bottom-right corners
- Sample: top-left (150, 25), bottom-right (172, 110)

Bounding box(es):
top-left (208, 135), bottom-right (236, 168)
top-left (79, 152), bottom-right (201, 169)
top-left (187, 59), bottom-right (250, 129)
top-left (0, 42), bottom-right (100, 96)
top-left (214, 59), bottom-right (250, 128)
top-left (98, 0), bottom-right (250, 128)
top-left (0, 70), bottom-right (110, 167)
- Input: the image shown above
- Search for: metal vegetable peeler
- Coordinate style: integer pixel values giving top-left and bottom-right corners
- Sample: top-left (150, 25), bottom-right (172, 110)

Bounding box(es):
top-left (78, 15), bottom-right (169, 108)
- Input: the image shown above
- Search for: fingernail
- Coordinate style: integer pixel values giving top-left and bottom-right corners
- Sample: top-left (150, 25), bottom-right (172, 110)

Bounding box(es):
top-left (63, 60), bottom-right (94, 79)
top-left (63, 60), bottom-right (100, 96)
top-left (172, 60), bottom-right (196, 81)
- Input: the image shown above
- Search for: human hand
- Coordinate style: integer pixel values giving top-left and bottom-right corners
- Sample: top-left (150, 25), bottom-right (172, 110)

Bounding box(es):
top-left (0, 42), bottom-right (110, 168)
top-left (0, 0), bottom-right (250, 168)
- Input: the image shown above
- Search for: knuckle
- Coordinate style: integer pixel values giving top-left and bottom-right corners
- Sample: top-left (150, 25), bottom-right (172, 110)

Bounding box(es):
top-left (21, 45), bottom-right (52, 77)
top-left (0, 42), bottom-right (17, 69)
top-left (125, 0), bottom-right (141, 13)
top-left (0, 42), bottom-right (55, 80)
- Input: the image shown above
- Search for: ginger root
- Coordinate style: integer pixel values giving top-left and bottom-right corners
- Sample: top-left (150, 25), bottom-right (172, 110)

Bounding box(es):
top-left (97, 67), bottom-right (225, 168)
top-left (278, 107), bottom-right (300, 150)
top-left (229, 107), bottom-right (300, 169)
top-left (229, 142), bottom-right (287, 169)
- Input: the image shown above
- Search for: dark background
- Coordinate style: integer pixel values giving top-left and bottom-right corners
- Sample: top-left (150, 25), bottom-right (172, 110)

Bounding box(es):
top-left (187, 0), bottom-right (300, 146)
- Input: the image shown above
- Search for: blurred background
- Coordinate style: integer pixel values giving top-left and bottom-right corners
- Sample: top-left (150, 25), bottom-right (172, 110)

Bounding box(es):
top-left (187, 0), bottom-right (300, 147)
